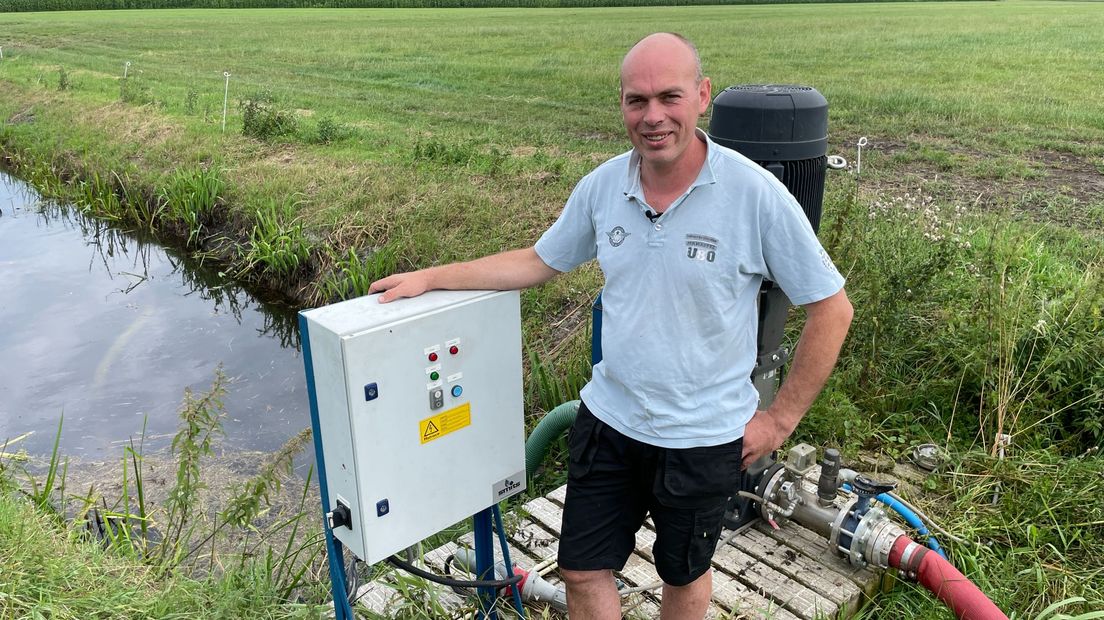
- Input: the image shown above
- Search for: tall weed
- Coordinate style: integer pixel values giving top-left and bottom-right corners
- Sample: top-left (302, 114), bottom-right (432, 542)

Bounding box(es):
top-left (152, 366), bottom-right (228, 569)
top-left (119, 73), bottom-right (153, 105)
top-left (815, 180), bottom-right (1104, 455)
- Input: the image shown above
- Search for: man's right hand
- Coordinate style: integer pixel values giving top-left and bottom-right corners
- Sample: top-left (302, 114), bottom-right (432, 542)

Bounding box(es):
top-left (366, 247), bottom-right (560, 304)
top-left (369, 270), bottom-right (435, 303)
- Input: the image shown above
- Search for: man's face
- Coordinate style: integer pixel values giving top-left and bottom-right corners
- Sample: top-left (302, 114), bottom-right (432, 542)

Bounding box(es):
top-left (620, 48), bottom-right (711, 170)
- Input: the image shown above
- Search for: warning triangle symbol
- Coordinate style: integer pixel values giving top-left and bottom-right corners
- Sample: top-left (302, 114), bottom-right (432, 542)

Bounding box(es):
top-left (423, 421), bottom-right (440, 439)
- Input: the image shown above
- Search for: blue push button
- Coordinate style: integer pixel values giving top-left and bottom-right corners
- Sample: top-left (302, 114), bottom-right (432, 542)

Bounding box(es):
top-left (451, 385), bottom-right (463, 398)
top-left (376, 499), bottom-right (389, 517)
top-left (364, 383), bottom-right (379, 401)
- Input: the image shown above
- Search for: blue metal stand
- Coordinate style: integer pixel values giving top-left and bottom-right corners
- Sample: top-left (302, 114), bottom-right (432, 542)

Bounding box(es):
top-left (472, 508), bottom-right (499, 620)
top-left (299, 314), bottom-right (353, 620)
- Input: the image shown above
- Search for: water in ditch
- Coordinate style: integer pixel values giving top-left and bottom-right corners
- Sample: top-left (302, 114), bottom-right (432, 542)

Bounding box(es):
top-left (0, 170), bottom-right (310, 459)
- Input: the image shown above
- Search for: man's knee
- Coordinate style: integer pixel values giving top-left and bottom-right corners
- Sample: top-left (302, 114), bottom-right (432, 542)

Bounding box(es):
top-left (561, 567), bottom-right (614, 589)
top-left (657, 561), bottom-right (711, 587)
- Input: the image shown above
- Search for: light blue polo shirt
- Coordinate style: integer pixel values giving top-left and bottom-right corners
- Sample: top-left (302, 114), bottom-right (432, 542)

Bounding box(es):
top-left (535, 130), bottom-right (845, 449)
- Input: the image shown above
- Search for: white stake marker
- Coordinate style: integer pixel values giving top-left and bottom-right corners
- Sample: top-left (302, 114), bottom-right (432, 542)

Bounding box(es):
top-left (222, 72), bottom-right (232, 132)
top-left (124, 61), bottom-right (131, 79)
top-left (856, 136), bottom-right (868, 176)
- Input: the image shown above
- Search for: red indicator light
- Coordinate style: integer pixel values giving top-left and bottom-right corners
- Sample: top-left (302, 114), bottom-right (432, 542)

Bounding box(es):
top-left (428, 352), bottom-right (438, 362)
top-left (449, 345), bottom-right (459, 355)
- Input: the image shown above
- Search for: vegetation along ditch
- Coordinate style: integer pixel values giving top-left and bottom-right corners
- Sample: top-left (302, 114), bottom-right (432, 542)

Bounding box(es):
top-left (1, 1), bottom-right (1103, 618)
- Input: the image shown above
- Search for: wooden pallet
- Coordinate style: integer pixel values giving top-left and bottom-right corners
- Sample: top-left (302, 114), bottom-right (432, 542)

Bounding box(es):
top-left (354, 473), bottom-right (889, 618)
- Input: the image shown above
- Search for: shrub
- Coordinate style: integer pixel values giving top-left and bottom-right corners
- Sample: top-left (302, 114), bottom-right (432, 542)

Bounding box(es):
top-left (240, 92), bottom-right (298, 140)
top-left (119, 73), bottom-right (153, 105)
top-left (184, 87), bottom-right (199, 114)
top-left (314, 115), bottom-right (343, 144)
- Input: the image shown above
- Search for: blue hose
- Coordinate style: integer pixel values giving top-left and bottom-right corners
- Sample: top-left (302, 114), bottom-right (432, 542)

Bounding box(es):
top-left (843, 484), bottom-right (947, 559)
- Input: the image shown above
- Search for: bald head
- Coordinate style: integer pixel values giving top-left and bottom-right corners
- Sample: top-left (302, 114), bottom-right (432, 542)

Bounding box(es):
top-left (618, 32), bottom-right (711, 174)
top-left (621, 32), bottom-right (703, 87)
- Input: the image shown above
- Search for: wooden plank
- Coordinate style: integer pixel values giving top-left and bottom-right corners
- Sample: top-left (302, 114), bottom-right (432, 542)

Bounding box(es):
top-left (753, 520), bottom-right (878, 584)
top-left (508, 520), bottom-right (560, 565)
top-left (522, 496), bottom-right (566, 537)
top-left (352, 544), bottom-right (469, 617)
top-left (635, 522), bottom-right (802, 620)
top-left (524, 495), bottom-right (664, 617)
top-left (738, 526), bottom-right (863, 614)
top-left (349, 581), bottom-right (401, 617)
top-left (713, 533), bottom-right (837, 619)
top-left (364, 474), bottom-right (891, 619)
top-left (547, 484), bottom-right (568, 506)
top-left (709, 569), bottom-right (804, 620)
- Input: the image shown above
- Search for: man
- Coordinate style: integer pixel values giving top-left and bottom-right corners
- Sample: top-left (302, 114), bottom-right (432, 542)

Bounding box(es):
top-left (370, 32), bottom-right (852, 620)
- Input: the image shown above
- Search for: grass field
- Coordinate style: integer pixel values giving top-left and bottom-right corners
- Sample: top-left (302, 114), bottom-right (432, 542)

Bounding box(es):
top-left (1, 2), bottom-right (1103, 618)
top-left (0, 2), bottom-right (1101, 328)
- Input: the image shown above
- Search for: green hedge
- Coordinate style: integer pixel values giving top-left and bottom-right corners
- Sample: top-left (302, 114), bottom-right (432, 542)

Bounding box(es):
top-left (0, 0), bottom-right (976, 12)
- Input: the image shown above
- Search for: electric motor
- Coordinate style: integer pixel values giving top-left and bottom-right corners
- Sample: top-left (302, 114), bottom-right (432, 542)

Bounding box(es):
top-left (708, 84), bottom-right (829, 232)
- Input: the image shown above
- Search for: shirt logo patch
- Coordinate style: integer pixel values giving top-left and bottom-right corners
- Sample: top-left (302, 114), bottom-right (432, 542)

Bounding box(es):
top-left (606, 226), bottom-right (631, 247)
top-left (685, 233), bottom-right (718, 263)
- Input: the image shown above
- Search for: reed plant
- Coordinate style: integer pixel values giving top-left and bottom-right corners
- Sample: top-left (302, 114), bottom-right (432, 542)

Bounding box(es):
top-left (320, 245), bottom-right (398, 301)
top-left (159, 166), bottom-right (225, 246)
top-left (239, 198), bottom-right (312, 277)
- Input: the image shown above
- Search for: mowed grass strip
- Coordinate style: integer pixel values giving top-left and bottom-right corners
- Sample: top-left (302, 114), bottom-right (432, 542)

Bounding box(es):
top-left (1, 3), bottom-right (1102, 155)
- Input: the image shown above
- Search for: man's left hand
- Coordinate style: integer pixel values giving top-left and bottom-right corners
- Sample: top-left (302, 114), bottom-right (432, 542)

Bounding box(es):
top-left (741, 409), bottom-right (792, 469)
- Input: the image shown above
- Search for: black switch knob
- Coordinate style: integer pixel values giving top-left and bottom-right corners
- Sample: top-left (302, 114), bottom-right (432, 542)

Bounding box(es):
top-left (328, 501), bottom-right (352, 530)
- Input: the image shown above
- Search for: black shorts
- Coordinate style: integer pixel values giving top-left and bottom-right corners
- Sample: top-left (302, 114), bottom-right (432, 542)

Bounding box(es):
top-left (557, 402), bottom-right (743, 587)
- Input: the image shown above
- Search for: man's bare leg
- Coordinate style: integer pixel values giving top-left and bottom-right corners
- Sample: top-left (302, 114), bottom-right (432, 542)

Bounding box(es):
top-left (659, 569), bottom-right (712, 620)
top-left (562, 568), bottom-right (621, 620)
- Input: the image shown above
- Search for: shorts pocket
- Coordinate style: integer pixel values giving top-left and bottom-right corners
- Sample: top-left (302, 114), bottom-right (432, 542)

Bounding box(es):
top-left (686, 503), bottom-right (726, 580)
top-left (567, 403), bottom-right (603, 479)
top-left (658, 439), bottom-right (743, 507)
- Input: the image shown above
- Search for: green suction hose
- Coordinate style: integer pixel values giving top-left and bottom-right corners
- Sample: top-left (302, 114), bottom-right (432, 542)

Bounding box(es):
top-left (524, 400), bottom-right (579, 477)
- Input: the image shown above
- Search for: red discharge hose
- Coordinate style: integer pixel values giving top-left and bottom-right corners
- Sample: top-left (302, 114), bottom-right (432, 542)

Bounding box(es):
top-left (888, 536), bottom-right (1008, 620)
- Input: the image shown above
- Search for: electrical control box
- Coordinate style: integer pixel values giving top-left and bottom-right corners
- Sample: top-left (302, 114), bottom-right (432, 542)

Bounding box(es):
top-left (300, 290), bottom-right (526, 564)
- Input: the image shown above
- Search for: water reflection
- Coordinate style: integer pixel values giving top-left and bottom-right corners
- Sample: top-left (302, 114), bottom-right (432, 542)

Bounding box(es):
top-left (0, 170), bottom-right (308, 458)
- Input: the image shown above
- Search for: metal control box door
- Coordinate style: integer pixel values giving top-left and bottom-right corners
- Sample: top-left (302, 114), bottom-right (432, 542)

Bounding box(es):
top-left (301, 290), bottom-right (525, 564)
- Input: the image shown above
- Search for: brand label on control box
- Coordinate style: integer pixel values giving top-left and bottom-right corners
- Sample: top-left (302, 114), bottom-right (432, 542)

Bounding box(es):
top-left (419, 402), bottom-right (471, 444)
top-left (492, 471), bottom-right (526, 502)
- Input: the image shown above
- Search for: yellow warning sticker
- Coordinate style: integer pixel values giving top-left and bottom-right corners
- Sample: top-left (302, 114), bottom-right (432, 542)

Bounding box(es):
top-left (420, 403), bottom-right (471, 444)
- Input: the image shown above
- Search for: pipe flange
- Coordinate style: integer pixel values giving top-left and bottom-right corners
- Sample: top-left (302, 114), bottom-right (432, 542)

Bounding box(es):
top-left (848, 505), bottom-right (891, 568)
top-left (863, 515), bottom-right (906, 569)
top-left (828, 496), bottom-right (858, 553)
top-left (755, 463), bottom-right (787, 521)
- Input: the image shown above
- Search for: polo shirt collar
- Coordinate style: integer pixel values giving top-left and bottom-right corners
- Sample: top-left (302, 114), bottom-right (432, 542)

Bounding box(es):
top-left (622, 128), bottom-right (718, 202)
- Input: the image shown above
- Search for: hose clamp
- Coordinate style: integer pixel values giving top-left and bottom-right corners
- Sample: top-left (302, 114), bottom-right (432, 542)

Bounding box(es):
top-left (898, 540), bottom-right (928, 580)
